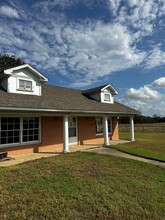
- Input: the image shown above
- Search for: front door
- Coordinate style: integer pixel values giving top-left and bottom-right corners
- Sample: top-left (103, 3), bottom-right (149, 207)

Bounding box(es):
top-left (69, 117), bottom-right (78, 145)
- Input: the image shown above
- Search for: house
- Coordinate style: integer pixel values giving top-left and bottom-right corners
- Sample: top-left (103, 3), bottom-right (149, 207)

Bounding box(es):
top-left (0, 64), bottom-right (140, 156)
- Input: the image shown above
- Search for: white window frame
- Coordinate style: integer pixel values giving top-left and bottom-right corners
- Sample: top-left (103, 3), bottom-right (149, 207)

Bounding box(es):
top-left (0, 117), bottom-right (41, 148)
top-left (96, 117), bottom-right (112, 136)
top-left (17, 78), bottom-right (33, 92)
top-left (101, 90), bottom-right (114, 103)
top-left (104, 93), bottom-right (111, 102)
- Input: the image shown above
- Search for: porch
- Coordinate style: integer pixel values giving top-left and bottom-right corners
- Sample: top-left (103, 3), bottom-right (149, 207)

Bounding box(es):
top-left (0, 140), bottom-right (130, 167)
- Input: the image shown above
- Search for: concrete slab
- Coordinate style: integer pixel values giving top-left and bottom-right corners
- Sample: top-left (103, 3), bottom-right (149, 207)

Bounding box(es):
top-left (1, 139), bottom-right (164, 169)
top-left (82, 147), bottom-right (165, 168)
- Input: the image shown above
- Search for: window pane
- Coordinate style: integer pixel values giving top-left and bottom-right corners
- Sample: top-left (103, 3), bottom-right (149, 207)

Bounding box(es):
top-left (14, 123), bottom-right (20, 129)
top-left (22, 117), bottom-right (39, 142)
top-left (19, 80), bottom-right (32, 91)
top-left (29, 130), bottom-right (33, 135)
top-left (1, 118), bottom-right (7, 123)
top-left (14, 137), bottom-right (19, 143)
top-left (1, 138), bottom-right (7, 145)
top-left (23, 130), bottom-right (28, 136)
top-left (8, 131), bottom-right (13, 137)
top-left (34, 135), bottom-right (39, 141)
top-left (108, 119), bottom-right (111, 133)
top-left (0, 117), bottom-right (20, 145)
top-left (96, 118), bottom-right (103, 134)
top-left (8, 124), bottom-right (14, 130)
top-left (1, 124), bottom-right (7, 130)
top-left (34, 129), bottom-right (38, 135)
top-left (23, 136), bottom-right (28, 142)
top-left (104, 93), bottom-right (111, 101)
top-left (8, 137), bottom-right (13, 144)
top-left (8, 118), bottom-right (14, 123)
top-left (1, 131), bottom-right (7, 138)
top-left (96, 117), bottom-right (111, 134)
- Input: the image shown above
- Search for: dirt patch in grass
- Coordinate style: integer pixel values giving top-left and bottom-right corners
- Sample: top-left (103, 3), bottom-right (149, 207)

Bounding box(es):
top-left (0, 152), bottom-right (165, 220)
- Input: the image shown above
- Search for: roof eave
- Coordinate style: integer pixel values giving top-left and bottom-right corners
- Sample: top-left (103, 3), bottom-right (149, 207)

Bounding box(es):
top-left (0, 106), bottom-right (141, 116)
top-left (101, 84), bottom-right (118, 95)
top-left (4, 64), bottom-right (48, 82)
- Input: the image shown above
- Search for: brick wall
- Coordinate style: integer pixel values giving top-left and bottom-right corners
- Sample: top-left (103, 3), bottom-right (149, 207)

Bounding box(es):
top-left (0, 116), bottom-right (63, 157)
top-left (110, 117), bottom-right (119, 140)
top-left (0, 116), bottom-right (119, 157)
top-left (78, 116), bottom-right (119, 145)
top-left (78, 117), bottom-right (98, 145)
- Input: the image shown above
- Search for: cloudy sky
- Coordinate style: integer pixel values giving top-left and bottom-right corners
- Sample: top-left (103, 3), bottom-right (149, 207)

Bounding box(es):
top-left (0, 0), bottom-right (165, 116)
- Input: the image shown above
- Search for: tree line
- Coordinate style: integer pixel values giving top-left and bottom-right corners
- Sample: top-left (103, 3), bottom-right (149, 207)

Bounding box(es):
top-left (119, 115), bottom-right (165, 124)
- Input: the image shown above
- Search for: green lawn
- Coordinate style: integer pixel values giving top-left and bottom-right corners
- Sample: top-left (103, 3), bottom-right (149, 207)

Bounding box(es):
top-left (112, 132), bottom-right (165, 162)
top-left (0, 152), bottom-right (165, 220)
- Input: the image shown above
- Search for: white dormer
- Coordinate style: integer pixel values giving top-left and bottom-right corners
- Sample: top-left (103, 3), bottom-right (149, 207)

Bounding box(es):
top-left (100, 85), bottom-right (118, 104)
top-left (83, 84), bottom-right (118, 104)
top-left (1, 64), bottom-right (48, 96)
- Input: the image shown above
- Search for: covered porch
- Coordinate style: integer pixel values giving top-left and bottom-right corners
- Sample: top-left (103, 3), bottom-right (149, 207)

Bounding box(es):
top-left (63, 114), bottom-right (135, 153)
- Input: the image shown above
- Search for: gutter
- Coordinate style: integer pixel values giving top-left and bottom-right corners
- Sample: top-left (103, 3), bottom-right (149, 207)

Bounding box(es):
top-left (0, 106), bottom-right (140, 116)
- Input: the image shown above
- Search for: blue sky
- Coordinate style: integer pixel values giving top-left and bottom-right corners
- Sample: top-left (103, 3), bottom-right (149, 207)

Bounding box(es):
top-left (0, 0), bottom-right (165, 116)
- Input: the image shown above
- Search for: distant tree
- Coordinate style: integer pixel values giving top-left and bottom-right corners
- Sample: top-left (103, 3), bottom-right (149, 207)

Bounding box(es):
top-left (119, 115), bottom-right (165, 124)
top-left (0, 54), bottom-right (25, 75)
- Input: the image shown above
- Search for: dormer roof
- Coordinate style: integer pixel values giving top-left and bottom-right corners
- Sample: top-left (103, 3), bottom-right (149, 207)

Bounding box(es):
top-left (83, 84), bottom-right (118, 95)
top-left (4, 64), bottom-right (48, 82)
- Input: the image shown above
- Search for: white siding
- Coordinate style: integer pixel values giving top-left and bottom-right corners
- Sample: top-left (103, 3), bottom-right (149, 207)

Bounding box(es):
top-left (7, 69), bottom-right (42, 96)
top-left (101, 88), bottom-right (114, 104)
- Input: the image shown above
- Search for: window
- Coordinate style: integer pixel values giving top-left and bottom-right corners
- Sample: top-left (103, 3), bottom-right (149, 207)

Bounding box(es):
top-left (23, 117), bottom-right (40, 142)
top-left (0, 118), bottom-right (20, 145)
top-left (96, 118), bottom-right (103, 134)
top-left (19, 79), bottom-right (32, 91)
top-left (104, 93), bottom-right (111, 102)
top-left (96, 117), bottom-right (111, 135)
top-left (0, 117), bottom-right (40, 147)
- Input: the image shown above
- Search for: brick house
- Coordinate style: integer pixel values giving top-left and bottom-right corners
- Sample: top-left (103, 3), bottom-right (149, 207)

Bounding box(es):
top-left (0, 64), bottom-right (140, 156)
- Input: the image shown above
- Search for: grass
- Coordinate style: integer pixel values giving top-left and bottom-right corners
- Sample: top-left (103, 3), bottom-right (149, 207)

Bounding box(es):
top-left (111, 132), bottom-right (165, 162)
top-left (0, 152), bottom-right (165, 220)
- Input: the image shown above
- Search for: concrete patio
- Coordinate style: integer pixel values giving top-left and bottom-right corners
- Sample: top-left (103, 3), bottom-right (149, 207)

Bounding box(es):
top-left (1, 139), bottom-right (165, 168)
top-left (0, 140), bottom-right (130, 167)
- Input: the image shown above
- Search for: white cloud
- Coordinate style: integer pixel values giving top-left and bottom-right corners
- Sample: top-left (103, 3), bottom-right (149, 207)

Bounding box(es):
top-left (0, 0), bottom-right (165, 90)
top-left (145, 47), bottom-right (165, 69)
top-left (0, 5), bottom-right (19, 18)
top-left (35, 0), bottom-right (79, 12)
top-left (152, 77), bottom-right (165, 88)
top-left (125, 86), bottom-right (160, 101)
top-left (107, 0), bottom-right (121, 16)
top-left (124, 78), bottom-right (165, 116)
top-left (53, 22), bottom-right (145, 83)
top-left (0, 17), bottom-right (145, 85)
top-left (110, 0), bottom-right (165, 38)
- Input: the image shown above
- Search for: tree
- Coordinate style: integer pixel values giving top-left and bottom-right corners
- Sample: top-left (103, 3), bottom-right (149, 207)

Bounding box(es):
top-left (0, 54), bottom-right (25, 75)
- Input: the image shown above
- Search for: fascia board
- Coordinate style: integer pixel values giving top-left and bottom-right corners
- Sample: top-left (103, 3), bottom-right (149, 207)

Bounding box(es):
top-left (4, 64), bottom-right (48, 82)
top-left (101, 84), bottom-right (118, 95)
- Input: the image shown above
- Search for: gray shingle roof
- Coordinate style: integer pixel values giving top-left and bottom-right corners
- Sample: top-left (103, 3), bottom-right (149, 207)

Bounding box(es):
top-left (82, 85), bottom-right (107, 94)
top-left (0, 84), bottom-right (140, 115)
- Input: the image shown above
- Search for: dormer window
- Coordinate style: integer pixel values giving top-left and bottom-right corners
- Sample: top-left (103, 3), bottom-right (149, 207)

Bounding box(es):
top-left (104, 93), bottom-right (111, 102)
top-left (19, 79), bottom-right (32, 91)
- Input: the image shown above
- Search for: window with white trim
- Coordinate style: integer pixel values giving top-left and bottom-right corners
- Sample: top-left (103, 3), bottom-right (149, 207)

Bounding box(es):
top-left (104, 93), bottom-right (111, 102)
top-left (23, 117), bottom-right (40, 142)
top-left (0, 117), bottom-right (40, 147)
top-left (19, 79), bottom-right (32, 91)
top-left (0, 118), bottom-right (20, 145)
top-left (96, 117), bottom-right (112, 135)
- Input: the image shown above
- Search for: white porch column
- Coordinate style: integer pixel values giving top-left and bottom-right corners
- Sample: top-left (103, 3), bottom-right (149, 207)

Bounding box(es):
top-left (130, 116), bottom-right (135, 141)
top-left (63, 115), bottom-right (70, 153)
top-left (103, 116), bottom-right (109, 146)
